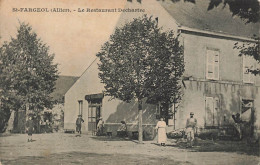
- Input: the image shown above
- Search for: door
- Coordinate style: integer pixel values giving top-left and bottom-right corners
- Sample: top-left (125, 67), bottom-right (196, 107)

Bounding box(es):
top-left (205, 97), bottom-right (219, 127)
top-left (88, 105), bottom-right (101, 131)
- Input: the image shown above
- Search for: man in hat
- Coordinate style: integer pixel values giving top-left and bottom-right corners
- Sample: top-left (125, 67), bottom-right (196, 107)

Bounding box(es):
top-left (76, 115), bottom-right (84, 135)
top-left (186, 112), bottom-right (197, 147)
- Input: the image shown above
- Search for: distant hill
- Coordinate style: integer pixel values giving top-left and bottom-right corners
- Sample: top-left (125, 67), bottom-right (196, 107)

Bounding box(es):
top-left (51, 75), bottom-right (79, 103)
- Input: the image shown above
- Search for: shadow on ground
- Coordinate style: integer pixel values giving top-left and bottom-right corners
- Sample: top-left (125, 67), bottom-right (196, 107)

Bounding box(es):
top-left (1, 151), bottom-right (191, 165)
top-left (167, 138), bottom-right (259, 156)
top-left (0, 133), bottom-right (18, 137)
top-left (90, 136), bottom-right (132, 141)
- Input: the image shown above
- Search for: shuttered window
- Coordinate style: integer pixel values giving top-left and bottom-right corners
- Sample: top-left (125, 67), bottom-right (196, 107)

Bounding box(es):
top-left (205, 97), bottom-right (219, 126)
top-left (243, 56), bottom-right (255, 83)
top-left (206, 49), bottom-right (219, 80)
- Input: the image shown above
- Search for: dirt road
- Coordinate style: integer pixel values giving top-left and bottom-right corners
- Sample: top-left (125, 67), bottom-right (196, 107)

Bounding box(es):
top-left (0, 133), bottom-right (259, 165)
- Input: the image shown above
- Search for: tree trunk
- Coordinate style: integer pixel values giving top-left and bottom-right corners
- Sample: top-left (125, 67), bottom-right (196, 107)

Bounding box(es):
top-left (26, 103), bottom-right (29, 121)
top-left (138, 99), bottom-right (143, 143)
top-left (173, 102), bottom-right (176, 130)
top-left (4, 110), bottom-right (15, 133)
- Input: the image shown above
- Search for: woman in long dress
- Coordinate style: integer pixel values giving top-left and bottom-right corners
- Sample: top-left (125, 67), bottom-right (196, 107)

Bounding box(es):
top-left (155, 117), bottom-right (167, 146)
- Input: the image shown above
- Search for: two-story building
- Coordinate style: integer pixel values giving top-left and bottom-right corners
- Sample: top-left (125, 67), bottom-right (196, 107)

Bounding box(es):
top-left (64, 0), bottom-right (259, 139)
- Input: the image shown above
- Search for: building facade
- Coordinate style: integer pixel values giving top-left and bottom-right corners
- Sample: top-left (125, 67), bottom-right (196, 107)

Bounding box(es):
top-left (64, 0), bottom-right (259, 138)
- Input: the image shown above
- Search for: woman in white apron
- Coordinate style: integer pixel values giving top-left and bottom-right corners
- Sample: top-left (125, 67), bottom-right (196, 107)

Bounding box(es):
top-left (155, 117), bottom-right (167, 146)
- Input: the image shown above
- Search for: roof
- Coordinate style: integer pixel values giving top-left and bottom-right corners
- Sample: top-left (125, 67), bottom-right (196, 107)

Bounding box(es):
top-left (160, 0), bottom-right (259, 38)
top-left (51, 75), bottom-right (79, 102)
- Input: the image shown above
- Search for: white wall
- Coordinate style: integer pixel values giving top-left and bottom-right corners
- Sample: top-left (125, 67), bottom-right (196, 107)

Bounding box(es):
top-left (64, 58), bottom-right (104, 132)
top-left (64, 0), bottom-right (180, 133)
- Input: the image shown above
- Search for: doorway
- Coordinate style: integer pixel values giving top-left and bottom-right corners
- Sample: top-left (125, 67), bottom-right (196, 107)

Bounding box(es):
top-left (85, 93), bottom-right (104, 132)
top-left (241, 99), bottom-right (254, 137)
top-left (88, 105), bottom-right (101, 131)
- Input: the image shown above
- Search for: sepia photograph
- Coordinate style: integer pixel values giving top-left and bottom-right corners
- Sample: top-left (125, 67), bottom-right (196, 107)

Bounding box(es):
top-left (0, 0), bottom-right (259, 164)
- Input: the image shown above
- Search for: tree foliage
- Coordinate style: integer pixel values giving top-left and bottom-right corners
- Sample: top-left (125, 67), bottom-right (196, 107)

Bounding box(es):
top-left (206, 0), bottom-right (259, 23)
top-left (0, 22), bottom-right (59, 116)
top-left (131, 0), bottom-right (259, 23)
top-left (97, 15), bottom-right (184, 105)
top-left (234, 36), bottom-right (260, 75)
top-left (97, 15), bottom-right (184, 142)
top-left (145, 31), bottom-right (184, 108)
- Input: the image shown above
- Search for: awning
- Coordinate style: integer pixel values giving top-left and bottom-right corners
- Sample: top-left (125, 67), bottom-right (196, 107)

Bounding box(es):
top-left (85, 93), bottom-right (104, 101)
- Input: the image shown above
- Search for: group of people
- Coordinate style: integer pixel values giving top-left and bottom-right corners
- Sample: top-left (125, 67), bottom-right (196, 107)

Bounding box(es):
top-left (26, 113), bottom-right (197, 146)
top-left (26, 111), bottom-right (252, 147)
top-left (75, 115), bottom-right (127, 137)
top-left (155, 112), bottom-right (197, 147)
top-left (75, 115), bottom-right (106, 136)
top-left (75, 113), bottom-right (197, 147)
top-left (40, 119), bottom-right (52, 133)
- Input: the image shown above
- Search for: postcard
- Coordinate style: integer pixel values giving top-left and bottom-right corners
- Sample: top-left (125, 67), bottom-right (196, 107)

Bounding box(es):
top-left (0, 0), bottom-right (259, 164)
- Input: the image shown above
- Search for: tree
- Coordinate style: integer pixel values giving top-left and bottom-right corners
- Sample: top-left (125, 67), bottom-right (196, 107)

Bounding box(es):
top-left (0, 22), bottom-right (59, 132)
top-left (130, 0), bottom-right (259, 23)
top-left (145, 31), bottom-right (184, 117)
top-left (96, 15), bottom-right (184, 142)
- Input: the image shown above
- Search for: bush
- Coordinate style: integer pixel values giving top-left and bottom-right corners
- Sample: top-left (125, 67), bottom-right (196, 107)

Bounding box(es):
top-left (167, 128), bottom-right (185, 139)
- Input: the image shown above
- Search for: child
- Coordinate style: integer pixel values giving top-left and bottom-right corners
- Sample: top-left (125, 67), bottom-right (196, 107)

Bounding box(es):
top-left (76, 115), bottom-right (84, 135)
top-left (26, 116), bottom-right (34, 142)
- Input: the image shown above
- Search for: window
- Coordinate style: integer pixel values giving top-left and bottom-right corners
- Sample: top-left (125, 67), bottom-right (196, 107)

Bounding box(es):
top-left (206, 49), bottom-right (219, 80)
top-left (243, 56), bottom-right (255, 83)
top-left (205, 97), bottom-right (219, 126)
top-left (78, 100), bottom-right (83, 116)
top-left (88, 106), bottom-right (97, 122)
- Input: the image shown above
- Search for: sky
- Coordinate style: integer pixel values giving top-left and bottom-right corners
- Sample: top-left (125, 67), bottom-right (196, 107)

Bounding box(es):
top-left (0, 0), bottom-right (126, 77)
top-left (1, 0), bottom-right (258, 77)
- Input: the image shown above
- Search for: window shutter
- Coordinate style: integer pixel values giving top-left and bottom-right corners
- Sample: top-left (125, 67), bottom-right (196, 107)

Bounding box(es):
top-left (249, 57), bottom-right (255, 83)
top-left (214, 52), bottom-right (219, 80)
top-left (206, 50), bottom-right (214, 79)
top-left (213, 98), bottom-right (219, 126)
top-left (206, 49), bottom-right (219, 80)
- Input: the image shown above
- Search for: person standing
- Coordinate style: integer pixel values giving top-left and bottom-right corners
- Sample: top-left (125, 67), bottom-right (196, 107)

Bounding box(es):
top-left (26, 116), bottom-right (34, 142)
top-left (45, 119), bottom-right (50, 133)
top-left (76, 115), bottom-right (84, 135)
top-left (155, 117), bottom-right (167, 146)
top-left (97, 117), bottom-right (104, 135)
top-left (117, 121), bottom-right (127, 137)
top-left (186, 112), bottom-right (197, 147)
top-left (232, 113), bottom-right (243, 139)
